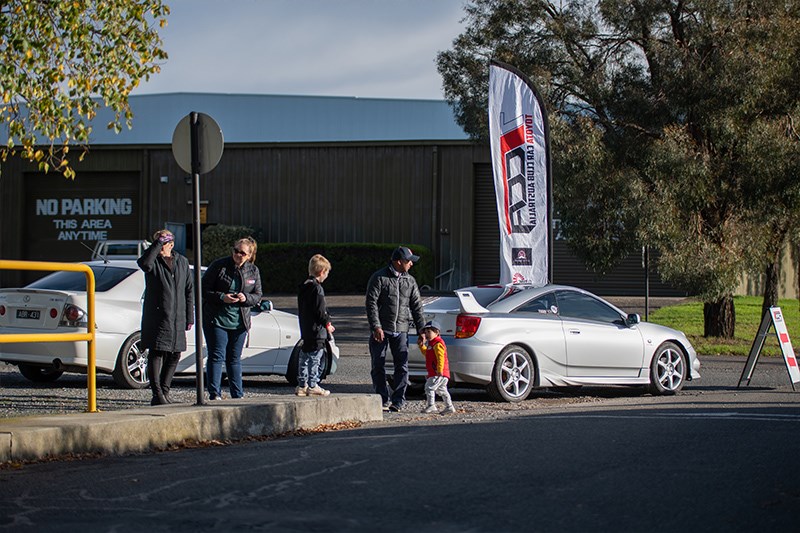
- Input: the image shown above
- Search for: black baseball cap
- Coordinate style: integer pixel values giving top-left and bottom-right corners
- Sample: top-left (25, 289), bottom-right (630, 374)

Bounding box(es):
top-left (391, 246), bottom-right (420, 262)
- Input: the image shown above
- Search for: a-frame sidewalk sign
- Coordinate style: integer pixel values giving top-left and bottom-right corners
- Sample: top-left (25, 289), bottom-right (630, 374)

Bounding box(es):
top-left (738, 306), bottom-right (800, 391)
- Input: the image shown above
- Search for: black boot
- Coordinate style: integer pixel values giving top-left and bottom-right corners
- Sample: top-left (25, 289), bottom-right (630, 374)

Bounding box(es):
top-left (160, 352), bottom-right (180, 404)
top-left (147, 351), bottom-right (167, 405)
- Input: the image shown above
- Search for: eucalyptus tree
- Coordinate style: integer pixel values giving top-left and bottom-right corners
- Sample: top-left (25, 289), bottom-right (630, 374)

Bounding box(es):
top-left (438, 0), bottom-right (800, 337)
top-left (0, 0), bottom-right (169, 178)
top-left (739, 110), bottom-right (800, 318)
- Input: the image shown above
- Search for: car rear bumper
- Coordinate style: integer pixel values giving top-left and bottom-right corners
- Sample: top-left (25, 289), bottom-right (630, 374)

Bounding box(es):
top-left (403, 336), bottom-right (499, 386)
top-left (0, 328), bottom-right (125, 372)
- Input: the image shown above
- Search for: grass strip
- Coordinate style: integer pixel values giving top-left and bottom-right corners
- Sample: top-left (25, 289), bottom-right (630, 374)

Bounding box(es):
top-left (649, 296), bottom-right (800, 357)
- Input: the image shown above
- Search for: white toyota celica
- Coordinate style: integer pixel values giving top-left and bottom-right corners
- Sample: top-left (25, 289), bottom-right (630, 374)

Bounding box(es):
top-left (401, 284), bottom-right (700, 402)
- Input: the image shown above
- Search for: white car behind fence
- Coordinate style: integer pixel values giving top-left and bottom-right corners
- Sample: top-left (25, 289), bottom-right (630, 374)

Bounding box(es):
top-left (0, 261), bottom-right (337, 388)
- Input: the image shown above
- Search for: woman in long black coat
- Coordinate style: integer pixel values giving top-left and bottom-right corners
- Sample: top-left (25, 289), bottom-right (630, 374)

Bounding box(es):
top-left (137, 229), bottom-right (194, 405)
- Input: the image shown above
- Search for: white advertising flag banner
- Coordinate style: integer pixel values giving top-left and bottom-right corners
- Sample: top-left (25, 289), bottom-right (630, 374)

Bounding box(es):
top-left (488, 61), bottom-right (550, 286)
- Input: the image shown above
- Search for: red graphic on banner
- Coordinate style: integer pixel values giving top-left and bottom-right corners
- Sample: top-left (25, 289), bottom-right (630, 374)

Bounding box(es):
top-left (788, 357), bottom-right (797, 367)
top-left (780, 332), bottom-right (790, 343)
top-left (498, 125), bottom-right (526, 234)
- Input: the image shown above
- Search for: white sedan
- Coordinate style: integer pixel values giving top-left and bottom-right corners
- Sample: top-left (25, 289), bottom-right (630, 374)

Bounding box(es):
top-left (404, 284), bottom-right (700, 402)
top-left (0, 261), bottom-right (337, 388)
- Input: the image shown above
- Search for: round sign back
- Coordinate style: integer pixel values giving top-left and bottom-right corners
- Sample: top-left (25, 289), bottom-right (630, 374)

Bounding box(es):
top-left (171, 112), bottom-right (224, 175)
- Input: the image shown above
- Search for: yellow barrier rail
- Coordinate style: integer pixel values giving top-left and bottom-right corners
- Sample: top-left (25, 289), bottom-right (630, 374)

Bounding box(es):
top-left (0, 260), bottom-right (97, 413)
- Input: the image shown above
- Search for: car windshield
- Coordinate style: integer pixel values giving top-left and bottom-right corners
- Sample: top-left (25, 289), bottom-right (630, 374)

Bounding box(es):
top-left (26, 265), bottom-right (136, 292)
top-left (514, 292), bottom-right (557, 314)
top-left (490, 285), bottom-right (532, 305)
top-left (104, 244), bottom-right (139, 255)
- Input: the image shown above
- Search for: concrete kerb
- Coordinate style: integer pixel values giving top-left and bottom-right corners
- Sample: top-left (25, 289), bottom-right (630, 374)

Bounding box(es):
top-left (0, 394), bottom-right (383, 463)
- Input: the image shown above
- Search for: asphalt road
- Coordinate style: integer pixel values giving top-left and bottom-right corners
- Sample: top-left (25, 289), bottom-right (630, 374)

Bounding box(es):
top-left (0, 374), bottom-right (798, 532)
top-left (2, 292), bottom-right (799, 531)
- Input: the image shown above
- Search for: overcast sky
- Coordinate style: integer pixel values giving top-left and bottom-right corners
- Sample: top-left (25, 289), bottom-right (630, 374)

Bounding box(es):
top-left (133, 0), bottom-right (467, 100)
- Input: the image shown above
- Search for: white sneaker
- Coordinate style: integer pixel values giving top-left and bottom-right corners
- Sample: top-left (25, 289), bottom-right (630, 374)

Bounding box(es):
top-left (422, 405), bottom-right (438, 414)
top-left (441, 404), bottom-right (456, 414)
top-left (307, 385), bottom-right (330, 396)
top-left (295, 386), bottom-right (308, 397)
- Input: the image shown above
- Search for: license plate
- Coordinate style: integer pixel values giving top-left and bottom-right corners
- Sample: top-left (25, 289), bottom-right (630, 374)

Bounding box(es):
top-left (16, 309), bottom-right (40, 320)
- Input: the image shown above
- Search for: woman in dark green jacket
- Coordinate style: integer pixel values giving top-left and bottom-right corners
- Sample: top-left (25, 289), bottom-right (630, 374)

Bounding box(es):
top-left (201, 237), bottom-right (262, 400)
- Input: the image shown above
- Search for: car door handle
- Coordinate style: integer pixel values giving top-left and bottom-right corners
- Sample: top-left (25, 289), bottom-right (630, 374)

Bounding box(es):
top-left (569, 329), bottom-right (581, 335)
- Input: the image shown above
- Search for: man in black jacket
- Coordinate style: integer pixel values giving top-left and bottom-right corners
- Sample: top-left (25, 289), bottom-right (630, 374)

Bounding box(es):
top-left (137, 229), bottom-right (194, 405)
top-left (365, 246), bottom-right (425, 412)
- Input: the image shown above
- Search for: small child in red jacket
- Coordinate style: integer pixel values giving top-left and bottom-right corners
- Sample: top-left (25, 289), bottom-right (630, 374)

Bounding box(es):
top-left (417, 320), bottom-right (455, 414)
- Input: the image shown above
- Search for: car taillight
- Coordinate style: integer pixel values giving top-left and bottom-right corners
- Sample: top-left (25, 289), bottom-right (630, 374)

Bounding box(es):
top-left (0, 305), bottom-right (5, 316)
top-left (50, 308), bottom-right (58, 319)
top-left (455, 314), bottom-right (481, 339)
top-left (60, 304), bottom-right (87, 327)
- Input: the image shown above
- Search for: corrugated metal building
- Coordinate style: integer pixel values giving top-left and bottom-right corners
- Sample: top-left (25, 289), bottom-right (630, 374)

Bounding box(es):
top-left (0, 93), bottom-right (681, 295)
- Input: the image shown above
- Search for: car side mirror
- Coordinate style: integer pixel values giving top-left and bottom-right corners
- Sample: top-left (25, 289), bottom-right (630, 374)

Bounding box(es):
top-left (625, 313), bottom-right (640, 326)
top-left (252, 300), bottom-right (273, 313)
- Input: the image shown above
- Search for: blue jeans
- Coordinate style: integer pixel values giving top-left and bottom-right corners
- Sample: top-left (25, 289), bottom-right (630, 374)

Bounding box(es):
top-left (203, 323), bottom-right (247, 399)
top-left (369, 332), bottom-right (408, 407)
top-left (298, 348), bottom-right (324, 389)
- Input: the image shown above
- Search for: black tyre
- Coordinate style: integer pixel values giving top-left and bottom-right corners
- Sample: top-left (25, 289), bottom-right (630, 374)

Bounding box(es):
top-left (18, 363), bottom-right (64, 383)
top-left (285, 342), bottom-right (302, 386)
top-left (285, 341), bottom-right (330, 385)
top-left (487, 344), bottom-right (535, 402)
top-left (405, 381), bottom-right (425, 398)
top-left (112, 332), bottom-right (149, 389)
top-left (648, 341), bottom-right (687, 395)
top-left (319, 345), bottom-right (330, 381)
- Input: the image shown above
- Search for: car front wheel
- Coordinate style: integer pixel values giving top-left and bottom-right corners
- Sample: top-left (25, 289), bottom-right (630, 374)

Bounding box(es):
top-left (112, 332), bottom-right (149, 389)
top-left (488, 344), bottom-right (535, 403)
top-left (18, 363), bottom-right (64, 383)
top-left (649, 341), bottom-right (687, 395)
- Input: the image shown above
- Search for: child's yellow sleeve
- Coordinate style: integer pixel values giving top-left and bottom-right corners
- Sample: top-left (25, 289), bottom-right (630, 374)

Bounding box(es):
top-left (434, 343), bottom-right (446, 374)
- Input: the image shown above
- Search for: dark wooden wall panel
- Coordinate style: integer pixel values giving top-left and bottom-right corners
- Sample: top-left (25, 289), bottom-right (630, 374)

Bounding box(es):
top-left (2, 142), bottom-right (684, 295)
top-left (146, 143), bottom-right (451, 251)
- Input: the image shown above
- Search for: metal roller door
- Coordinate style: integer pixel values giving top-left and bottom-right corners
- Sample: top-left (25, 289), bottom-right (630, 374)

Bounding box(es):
top-left (472, 163), bottom-right (500, 284)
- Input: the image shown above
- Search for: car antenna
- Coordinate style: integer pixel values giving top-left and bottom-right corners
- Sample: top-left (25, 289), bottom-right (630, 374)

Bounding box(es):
top-left (80, 241), bottom-right (109, 263)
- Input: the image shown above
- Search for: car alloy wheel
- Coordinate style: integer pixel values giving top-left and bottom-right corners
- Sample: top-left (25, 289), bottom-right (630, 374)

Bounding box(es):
top-left (112, 332), bottom-right (149, 389)
top-left (488, 344), bottom-right (534, 402)
top-left (649, 341), bottom-right (687, 395)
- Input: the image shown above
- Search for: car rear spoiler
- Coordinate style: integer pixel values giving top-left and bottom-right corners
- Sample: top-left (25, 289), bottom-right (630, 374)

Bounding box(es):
top-left (455, 290), bottom-right (490, 314)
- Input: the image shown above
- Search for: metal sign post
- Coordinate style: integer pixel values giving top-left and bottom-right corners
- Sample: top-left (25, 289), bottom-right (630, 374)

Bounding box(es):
top-left (172, 112), bottom-right (224, 405)
top-left (642, 245), bottom-right (650, 322)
